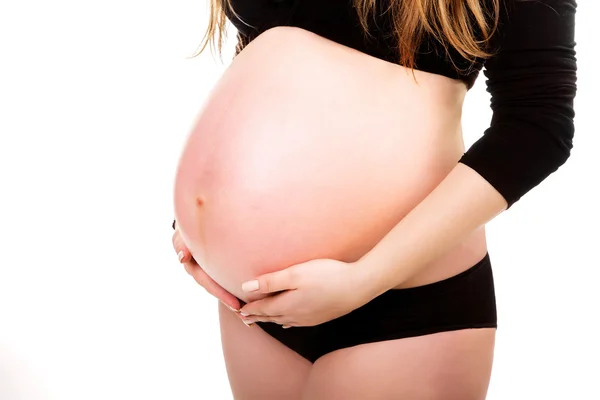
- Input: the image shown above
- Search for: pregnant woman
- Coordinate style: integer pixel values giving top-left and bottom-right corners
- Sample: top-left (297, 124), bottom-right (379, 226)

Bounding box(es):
top-left (171, 0), bottom-right (577, 398)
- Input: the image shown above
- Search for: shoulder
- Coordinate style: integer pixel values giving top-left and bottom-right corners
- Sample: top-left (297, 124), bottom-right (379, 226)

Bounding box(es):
top-left (486, 0), bottom-right (577, 62)
top-left (495, 0), bottom-right (577, 33)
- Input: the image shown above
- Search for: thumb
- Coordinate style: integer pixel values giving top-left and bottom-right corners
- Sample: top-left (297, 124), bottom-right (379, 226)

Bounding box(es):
top-left (242, 268), bottom-right (296, 294)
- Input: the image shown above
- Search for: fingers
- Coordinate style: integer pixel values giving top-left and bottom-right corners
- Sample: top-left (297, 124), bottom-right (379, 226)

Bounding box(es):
top-left (238, 293), bottom-right (295, 327)
top-left (183, 262), bottom-right (242, 311)
top-left (172, 230), bottom-right (194, 264)
top-left (172, 221), bottom-right (292, 329)
top-left (172, 225), bottom-right (241, 311)
top-left (241, 268), bottom-right (296, 294)
top-left (239, 313), bottom-right (294, 327)
top-left (239, 292), bottom-right (294, 319)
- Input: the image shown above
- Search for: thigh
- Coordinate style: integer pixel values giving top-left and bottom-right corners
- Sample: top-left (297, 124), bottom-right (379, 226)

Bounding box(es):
top-left (301, 328), bottom-right (496, 400)
top-left (218, 302), bottom-right (312, 400)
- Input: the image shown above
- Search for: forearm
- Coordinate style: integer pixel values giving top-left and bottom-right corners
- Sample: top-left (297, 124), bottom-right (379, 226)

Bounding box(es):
top-left (357, 162), bottom-right (508, 297)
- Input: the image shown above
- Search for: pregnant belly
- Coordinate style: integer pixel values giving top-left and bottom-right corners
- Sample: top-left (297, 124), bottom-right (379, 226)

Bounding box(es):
top-left (173, 27), bottom-right (475, 302)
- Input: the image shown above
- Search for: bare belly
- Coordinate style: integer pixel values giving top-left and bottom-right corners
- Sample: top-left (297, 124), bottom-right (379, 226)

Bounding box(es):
top-left (173, 27), bottom-right (488, 302)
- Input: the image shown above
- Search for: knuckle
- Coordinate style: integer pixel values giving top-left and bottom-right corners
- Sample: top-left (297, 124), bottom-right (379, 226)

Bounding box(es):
top-left (262, 278), bottom-right (271, 293)
top-left (285, 268), bottom-right (296, 283)
top-left (173, 238), bottom-right (188, 256)
top-left (172, 236), bottom-right (185, 252)
top-left (263, 303), bottom-right (277, 317)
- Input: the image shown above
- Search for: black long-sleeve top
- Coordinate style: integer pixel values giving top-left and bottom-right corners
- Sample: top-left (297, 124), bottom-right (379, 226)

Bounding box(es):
top-left (224, 0), bottom-right (578, 208)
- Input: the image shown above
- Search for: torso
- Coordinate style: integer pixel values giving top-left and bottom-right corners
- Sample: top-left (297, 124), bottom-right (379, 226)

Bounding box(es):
top-left (227, 0), bottom-right (489, 88)
top-left (174, 27), bottom-right (488, 303)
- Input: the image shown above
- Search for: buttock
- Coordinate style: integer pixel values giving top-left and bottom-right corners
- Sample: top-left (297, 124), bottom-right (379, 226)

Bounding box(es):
top-left (254, 253), bottom-right (497, 363)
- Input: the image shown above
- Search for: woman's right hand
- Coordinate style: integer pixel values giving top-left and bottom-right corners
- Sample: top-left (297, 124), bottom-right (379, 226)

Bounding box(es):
top-left (172, 224), bottom-right (242, 312)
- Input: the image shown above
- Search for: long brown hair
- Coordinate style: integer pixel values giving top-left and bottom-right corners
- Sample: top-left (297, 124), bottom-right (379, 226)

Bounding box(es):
top-left (190, 0), bottom-right (500, 71)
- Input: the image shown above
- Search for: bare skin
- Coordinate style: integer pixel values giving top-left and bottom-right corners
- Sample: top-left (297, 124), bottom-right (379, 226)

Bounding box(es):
top-left (173, 27), bottom-right (495, 399)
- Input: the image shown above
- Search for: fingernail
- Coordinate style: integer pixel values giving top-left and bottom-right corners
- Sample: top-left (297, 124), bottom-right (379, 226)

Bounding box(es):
top-left (242, 319), bottom-right (253, 327)
top-left (219, 301), bottom-right (239, 313)
top-left (240, 312), bottom-right (250, 317)
top-left (177, 251), bottom-right (184, 262)
top-left (241, 280), bottom-right (259, 292)
top-left (282, 325), bottom-right (291, 329)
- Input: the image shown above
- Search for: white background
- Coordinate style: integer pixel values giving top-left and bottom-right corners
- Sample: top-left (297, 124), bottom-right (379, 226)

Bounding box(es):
top-left (1, 1), bottom-right (598, 399)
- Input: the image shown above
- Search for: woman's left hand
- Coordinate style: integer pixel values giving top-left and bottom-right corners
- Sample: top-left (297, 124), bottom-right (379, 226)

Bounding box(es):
top-left (238, 258), bottom-right (375, 327)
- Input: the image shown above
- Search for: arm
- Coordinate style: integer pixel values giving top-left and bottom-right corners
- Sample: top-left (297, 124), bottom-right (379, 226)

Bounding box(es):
top-left (356, 0), bottom-right (578, 295)
top-left (358, 163), bottom-right (506, 296)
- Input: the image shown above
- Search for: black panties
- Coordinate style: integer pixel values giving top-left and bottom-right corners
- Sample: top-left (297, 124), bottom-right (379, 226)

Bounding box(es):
top-left (255, 253), bottom-right (497, 363)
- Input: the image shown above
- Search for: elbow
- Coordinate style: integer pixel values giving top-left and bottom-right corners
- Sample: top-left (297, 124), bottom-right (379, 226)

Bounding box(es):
top-left (549, 115), bottom-right (575, 172)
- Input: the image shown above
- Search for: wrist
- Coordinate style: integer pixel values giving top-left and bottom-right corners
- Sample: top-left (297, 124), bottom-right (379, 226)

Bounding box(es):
top-left (351, 255), bottom-right (396, 301)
